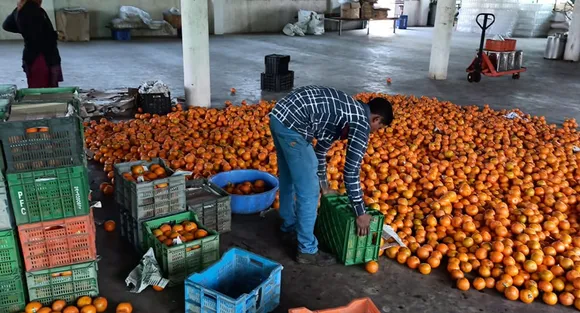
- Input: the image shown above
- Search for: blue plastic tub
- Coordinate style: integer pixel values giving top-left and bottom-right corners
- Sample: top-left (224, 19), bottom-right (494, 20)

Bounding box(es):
top-left (112, 29), bottom-right (131, 41)
top-left (209, 170), bottom-right (279, 215)
top-left (185, 248), bottom-right (283, 313)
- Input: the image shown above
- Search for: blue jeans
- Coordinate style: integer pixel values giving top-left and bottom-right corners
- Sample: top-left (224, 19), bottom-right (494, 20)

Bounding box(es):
top-left (269, 116), bottom-right (319, 254)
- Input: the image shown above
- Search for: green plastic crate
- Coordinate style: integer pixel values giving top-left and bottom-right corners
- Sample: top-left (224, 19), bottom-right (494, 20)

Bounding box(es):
top-left (26, 261), bottom-right (99, 305)
top-left (315, 195), bottom-right (385, 266)
top-left (6, 166), bottom-right (90, 225)
top-left (0, 274), bottom-right (26, 313)
top-left (0, 87), bottom-right (84, 173)
top-left (0, 115), bottom-right (85, 173)
top-left (0, 229), bottom-right (21, 277)
top-left (15, 87), bottom-right (78, 100)
top-left (143, 211), bottom-right (220, 283)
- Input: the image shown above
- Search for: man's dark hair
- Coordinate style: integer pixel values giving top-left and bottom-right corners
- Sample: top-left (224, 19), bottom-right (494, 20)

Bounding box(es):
top-left (368, 98), bottom-right (394, 126)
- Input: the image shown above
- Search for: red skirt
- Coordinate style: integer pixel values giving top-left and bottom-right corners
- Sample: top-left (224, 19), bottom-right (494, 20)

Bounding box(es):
top-left (24, 54), bottom-right (63, 88)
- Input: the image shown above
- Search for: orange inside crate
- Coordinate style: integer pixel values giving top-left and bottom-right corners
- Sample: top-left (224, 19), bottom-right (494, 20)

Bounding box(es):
top-left (18, 211), bottom-right (97, 272)
top-left (289, 298), bottom-right (380, 313)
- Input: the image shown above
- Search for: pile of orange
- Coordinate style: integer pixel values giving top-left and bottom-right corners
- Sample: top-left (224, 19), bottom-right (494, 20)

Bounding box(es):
top-left (86, 93), bottom-right (580, 307)
top-left (151, 220), bottom-right (209, 247)
top-left (24, 297), bottom-right (131, 313)
top-left (225, 179), bottom-right (270, 195)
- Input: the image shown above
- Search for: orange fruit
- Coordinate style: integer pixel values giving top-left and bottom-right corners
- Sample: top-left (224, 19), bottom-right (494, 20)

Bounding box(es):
top-left (365, 261), bottom-right (379, 274)
top-left (575, 298), bottom-right (580, 310)
top-left (559, 292), bottom-right (574, 306)
top-left (80, 305), bottom-right (97, 313)
top-left (63, 306), bottom-right (80, 313)
top-left (406, 256), bottom-right (420, 269)
top-left (52, 300), bottom-right (67, 311)
top-left (131, 165), bottom-right (145, 175)
top-left (543, 292), bottom-right (558, 305)
top-left (418, 263), bottom-right (431, 275)
top-left (172, 224), bottom-right (184, 232)
top-left (183, 221), bottom-right (198, 232)
top-left (93, 297), bottom-right (108, 312)
top-left (104, 220), bottom-right (116, 232)
top-left (159, 224), bottom-right (171, 233)
top-left (504, 286), bottom-right (519, 301)
top-left (37, 308), bottom-right (52, 313)
top-left (77, 296), bottom-right (92, 308)
top-left (25, 302), bottom-right (43, 313)
top-left (457, 278), bottom-right (470, 291)
top-left (116, 302), bottom-right (133, 313)
top-left (473, 277), bottom-right (486, 290)
top-left (194, 229), bottom-right (208, 239)
top-left (520, 289), bottom-right (534, 304)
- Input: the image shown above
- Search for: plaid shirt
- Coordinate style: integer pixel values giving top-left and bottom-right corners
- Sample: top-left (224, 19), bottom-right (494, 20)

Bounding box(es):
top-left (270, 86), bottom-right (370, 217)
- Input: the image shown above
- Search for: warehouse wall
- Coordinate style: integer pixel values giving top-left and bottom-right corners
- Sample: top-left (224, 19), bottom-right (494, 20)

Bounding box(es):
top-left (217, 0), bottom-right (327, 34)
top-left (53, 0), bottom-right (182, 38)
top-left (1, 0), bottom-right (329, 40)
top-left (0, 0), bottom-right (56, 40)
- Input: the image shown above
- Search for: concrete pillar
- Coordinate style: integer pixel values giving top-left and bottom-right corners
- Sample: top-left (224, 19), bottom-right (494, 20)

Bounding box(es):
top-left (564, 2), bottom-right (580, 62)
top-left (418, 0), bottom-right (430, 26)
top-left (213, 0), bottom-right (225, 35)
top-left (428, 0), bottom-right (456, 80)
top-left (182, 0), bottom-right (211, 107)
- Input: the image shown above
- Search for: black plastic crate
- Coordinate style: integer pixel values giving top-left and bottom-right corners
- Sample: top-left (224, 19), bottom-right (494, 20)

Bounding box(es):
top-left (139, 93), bottom-right (171, 115)
top-left (261, 71), bottom-right (294, 92)
top-left (265, 54), bottom-right (290, 75)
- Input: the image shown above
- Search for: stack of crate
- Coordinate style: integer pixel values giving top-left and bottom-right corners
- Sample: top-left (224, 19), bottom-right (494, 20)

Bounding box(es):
top-left (261, 54), bottom-right (294, 92)
top-left (0, 87), bottom-right (99, 307)
top-left (114, 157), bottom-right (233, 284)
top-left (0, 172), bottom-right (26, 313)
top-left (115, 158), bottom-right (188, 252)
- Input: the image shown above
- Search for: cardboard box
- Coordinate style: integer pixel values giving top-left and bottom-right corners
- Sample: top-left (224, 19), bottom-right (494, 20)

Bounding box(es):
top-left (361, 2), bottom-right (374, 19)
top-left (341, 2), bottom-right (361, 19)
top-left (373, 8), bottom-right (389, 20)
top-left (56, 8), bottom-right (90, 42)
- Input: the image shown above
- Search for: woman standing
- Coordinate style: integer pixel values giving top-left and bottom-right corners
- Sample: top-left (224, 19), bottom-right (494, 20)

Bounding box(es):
top-left (2, 0), bottom-right (63, 88)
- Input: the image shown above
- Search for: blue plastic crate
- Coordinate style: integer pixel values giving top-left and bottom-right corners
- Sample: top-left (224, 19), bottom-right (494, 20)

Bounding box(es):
top-left (396, 15), bottom-right (408, 29)
top-left (185, 248), bottom-right (283, 313)
top-left (112, 29), bottom-right (131, 41)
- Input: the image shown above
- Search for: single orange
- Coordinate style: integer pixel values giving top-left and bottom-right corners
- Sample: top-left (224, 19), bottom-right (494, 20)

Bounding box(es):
top-left (365, 261), bottom-right (379, 274)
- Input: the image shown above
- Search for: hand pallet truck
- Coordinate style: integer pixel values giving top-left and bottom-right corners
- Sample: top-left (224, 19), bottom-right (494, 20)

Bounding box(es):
top-left (466, 13), bottom-right (526, 83)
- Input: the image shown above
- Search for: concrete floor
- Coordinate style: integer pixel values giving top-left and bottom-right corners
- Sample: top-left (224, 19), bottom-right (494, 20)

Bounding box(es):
top-left (2, 27), bottom-right (580, 312)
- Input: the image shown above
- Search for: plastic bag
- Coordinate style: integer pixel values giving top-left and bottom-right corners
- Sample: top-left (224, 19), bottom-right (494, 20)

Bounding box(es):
top-left (298, 10), bottom-right (325, 35)
top-left (282, 23), bottom-right (306, 36)
top-left (379, 224), bottom-right (406, 255)
top-left (119, 6), bottom-right (152, 25)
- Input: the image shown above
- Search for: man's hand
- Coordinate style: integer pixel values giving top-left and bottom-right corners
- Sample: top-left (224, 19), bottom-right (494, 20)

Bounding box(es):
top-left (356, 214), bottom-right (372, 236)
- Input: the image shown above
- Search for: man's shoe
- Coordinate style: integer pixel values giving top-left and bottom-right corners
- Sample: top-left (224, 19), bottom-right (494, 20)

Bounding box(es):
top-left (296, 251), bottom-right (337, 266)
